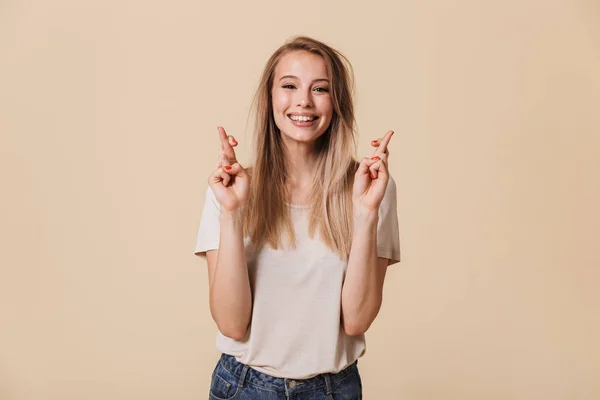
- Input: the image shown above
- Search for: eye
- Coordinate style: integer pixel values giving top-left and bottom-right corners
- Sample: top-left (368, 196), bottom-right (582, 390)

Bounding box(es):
top-left (314, 87), bottom-right (330, 93)
top-left (282, 84), bottom-right (296, 89)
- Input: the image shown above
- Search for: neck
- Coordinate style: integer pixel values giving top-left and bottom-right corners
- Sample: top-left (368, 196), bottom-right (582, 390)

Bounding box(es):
top-left (283, 141), bottom-right (319, 186)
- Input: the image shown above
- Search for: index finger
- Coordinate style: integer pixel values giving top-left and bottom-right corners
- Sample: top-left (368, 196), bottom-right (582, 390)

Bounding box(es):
top-left (373, 130), bottom-right (394, 155)
top-left (217, 126), bottom-right (237, 160)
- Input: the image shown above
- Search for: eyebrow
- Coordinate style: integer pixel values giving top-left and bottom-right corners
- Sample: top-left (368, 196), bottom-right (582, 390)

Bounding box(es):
top-left (278, 75), bottom-right (330, 83)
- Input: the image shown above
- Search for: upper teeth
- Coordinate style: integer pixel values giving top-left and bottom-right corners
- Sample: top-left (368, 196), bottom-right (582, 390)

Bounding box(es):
top-left (290, 115), bottom-right (315, 122)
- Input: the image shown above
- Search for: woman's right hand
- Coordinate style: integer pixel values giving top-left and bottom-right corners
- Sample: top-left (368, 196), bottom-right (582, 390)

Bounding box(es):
top-left (208, 126), bottom-right (250, 212)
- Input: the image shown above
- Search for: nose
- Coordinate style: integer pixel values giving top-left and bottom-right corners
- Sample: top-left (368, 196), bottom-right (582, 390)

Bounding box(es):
top-left (296, 90), bottom-right (313, 108)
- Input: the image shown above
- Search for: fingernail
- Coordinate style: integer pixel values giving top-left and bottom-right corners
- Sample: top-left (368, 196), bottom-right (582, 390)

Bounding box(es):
top-left (224, 166), bottom-right (232, 171)
top-left (371, 140), bottom-right (378, 145)
top-left (370, 173), bottom-right (376, 179)
top-left (231, 139), bottom-right (238, 146)
top-left (371, 156), bottom-right (379, 161)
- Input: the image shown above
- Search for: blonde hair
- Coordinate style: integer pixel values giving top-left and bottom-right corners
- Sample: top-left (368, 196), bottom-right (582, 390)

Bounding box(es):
top-left (244, 36), bottom-right (359, 259)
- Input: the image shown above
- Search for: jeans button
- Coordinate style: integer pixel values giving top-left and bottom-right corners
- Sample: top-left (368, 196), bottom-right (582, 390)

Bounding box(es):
top-left (289, 380), bottom-right (297, 388)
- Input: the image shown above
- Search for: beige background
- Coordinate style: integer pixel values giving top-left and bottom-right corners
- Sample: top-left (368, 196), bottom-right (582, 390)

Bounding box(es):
top-left (1, 0), bottom-right (599, 399)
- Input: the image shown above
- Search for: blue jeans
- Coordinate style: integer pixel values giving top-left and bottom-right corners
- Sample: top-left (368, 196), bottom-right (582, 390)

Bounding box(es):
top-left (208, 353), bottom-right (363, 400)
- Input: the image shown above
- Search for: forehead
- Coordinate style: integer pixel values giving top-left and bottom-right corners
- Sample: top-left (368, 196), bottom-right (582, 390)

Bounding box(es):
top-left (274, 50), bottom-right (328, 80)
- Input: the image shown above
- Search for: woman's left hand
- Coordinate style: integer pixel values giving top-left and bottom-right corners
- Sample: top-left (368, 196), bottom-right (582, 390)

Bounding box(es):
top-left (352, 130), bottom-right (394, 211)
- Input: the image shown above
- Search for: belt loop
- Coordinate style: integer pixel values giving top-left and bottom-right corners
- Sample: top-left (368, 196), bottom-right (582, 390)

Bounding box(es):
top-left (238, 365), bottom-right (249, 388)
top-left (324, 373), bottom-right (334, 399)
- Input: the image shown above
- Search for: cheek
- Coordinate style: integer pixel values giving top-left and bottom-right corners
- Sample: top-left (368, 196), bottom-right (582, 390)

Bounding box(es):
top-left (272, 90), bottom-right (291, 113)
top-left (317, 97), bottom-right (333, 120)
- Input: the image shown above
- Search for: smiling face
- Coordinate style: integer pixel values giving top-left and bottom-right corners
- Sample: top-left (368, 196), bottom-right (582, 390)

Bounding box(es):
top-left (271, 50), bottom-right (334, 147)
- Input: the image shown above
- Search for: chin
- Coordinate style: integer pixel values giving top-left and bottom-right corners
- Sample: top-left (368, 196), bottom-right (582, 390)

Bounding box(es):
top-left (285, 126), bottom-right (327, 142)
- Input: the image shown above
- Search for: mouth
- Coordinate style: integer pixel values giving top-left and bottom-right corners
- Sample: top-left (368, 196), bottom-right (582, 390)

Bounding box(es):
top-left (287, 113), bottom-right (319, 126)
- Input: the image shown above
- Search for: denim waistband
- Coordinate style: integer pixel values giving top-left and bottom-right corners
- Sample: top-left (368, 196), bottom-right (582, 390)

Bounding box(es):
top-left (217, 353), bottom-right (359, 392)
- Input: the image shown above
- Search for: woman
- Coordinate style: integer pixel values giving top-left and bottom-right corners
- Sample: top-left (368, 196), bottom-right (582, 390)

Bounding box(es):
top-left (195, 36), bottom-right (400, 400)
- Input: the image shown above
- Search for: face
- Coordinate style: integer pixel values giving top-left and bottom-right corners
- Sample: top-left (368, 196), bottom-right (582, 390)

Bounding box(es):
top-left (271, 50), bottom-right (333, 146)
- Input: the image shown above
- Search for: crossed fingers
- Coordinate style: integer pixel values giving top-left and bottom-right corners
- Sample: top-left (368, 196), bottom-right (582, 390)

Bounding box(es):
top-left (370, 130), bottom-right (394, 162)
top-left (216, 126), bottom-right (238, 168)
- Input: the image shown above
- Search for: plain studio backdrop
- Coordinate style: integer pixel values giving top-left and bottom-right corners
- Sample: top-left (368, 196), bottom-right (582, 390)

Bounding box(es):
top-left (1, 1), bottom-right (599, 399)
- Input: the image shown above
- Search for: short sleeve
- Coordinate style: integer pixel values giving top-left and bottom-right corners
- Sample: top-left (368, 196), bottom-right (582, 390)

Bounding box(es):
top-left (376, 175), bottom-right (401, 265)
top-left (194, 186), bottom-right (221, 257)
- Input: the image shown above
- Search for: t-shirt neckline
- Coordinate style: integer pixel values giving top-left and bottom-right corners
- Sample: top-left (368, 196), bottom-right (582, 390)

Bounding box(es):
top-left (284, 202), bottom-right (310, 209)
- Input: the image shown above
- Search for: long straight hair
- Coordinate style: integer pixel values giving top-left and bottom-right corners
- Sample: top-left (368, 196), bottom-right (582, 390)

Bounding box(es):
top-left (244, 36), bottom-right (359, 260)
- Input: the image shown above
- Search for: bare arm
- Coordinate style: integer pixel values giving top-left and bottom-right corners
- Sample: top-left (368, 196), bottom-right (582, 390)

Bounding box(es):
top-left (342, 130), bottom-right (395, 336)
top-left (205, 126), bottom-right (252, 340)
top-left (341, 207), bottom-right (389, 336)
top-left (206, 208), bottom-right (252, 340)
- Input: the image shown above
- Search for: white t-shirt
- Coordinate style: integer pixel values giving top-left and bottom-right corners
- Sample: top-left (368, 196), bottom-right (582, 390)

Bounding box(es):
top-left (194, 176), bottom-right (401, 379)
